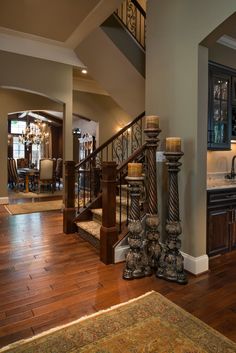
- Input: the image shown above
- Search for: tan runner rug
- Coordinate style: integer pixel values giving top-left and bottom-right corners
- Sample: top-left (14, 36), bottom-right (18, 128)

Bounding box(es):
top-left (8, 190), bottom-right (63, 199)
top-left (0, 291), bottom-right (235, 352)
top-left (4, 200), bottom-right (63, 215)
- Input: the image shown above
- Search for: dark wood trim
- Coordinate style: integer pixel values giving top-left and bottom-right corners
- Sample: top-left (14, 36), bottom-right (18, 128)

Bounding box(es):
top-left (100, 162), bottom-right (118, 264)
top-left (63, 161), bottom-right (76, 234)
top-left (72, 112), bottom-right (91, 122)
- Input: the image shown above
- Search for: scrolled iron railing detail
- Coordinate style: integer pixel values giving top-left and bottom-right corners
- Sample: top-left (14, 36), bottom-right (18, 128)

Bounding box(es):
top-left (131, 119), bottom-right (143, 153)
top-left (75, 112), bottom-right (145, 214)
top-left (115, 0), bottom-right (146, 49)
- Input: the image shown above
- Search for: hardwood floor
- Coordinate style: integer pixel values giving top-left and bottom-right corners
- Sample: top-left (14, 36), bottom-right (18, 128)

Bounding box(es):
top-left (0, 205), bottom-right (236, 348)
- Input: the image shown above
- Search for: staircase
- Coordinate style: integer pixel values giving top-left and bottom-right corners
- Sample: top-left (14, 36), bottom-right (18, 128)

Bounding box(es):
top-left (63, 112), bottom-right (147, 264)
top-left (76, 191), bottom-right (129, 250)
top-left (63, 1), bottom-right (147, 264)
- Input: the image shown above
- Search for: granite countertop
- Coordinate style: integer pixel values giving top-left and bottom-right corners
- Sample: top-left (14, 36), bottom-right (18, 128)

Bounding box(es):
top-left (207, 172), bottom-right (236, 190)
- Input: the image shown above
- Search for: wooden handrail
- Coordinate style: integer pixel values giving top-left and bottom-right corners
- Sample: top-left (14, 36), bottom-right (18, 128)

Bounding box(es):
top-left (75, 112), bottom-right (145, 170)
top-left (131, 0), bottom-right (146, 18)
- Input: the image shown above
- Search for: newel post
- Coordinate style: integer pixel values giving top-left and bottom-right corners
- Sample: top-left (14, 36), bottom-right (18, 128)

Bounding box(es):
top-left (100, 162), bottom-right (118, 264)
top-left (63, 161), bottom-right (76, 234)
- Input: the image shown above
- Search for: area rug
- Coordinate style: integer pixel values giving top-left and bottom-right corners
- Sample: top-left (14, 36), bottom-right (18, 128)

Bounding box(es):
top-left (8, 190), bottom-right (63, 199)
top-left (4, 200), bottom-right (63, 215)
top-left (0, 291), bottom-right (235, 353)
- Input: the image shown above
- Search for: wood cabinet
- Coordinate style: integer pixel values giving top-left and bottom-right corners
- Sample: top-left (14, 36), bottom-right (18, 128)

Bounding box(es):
top-left (208, 63), bottom-right (236, 150)
top-left (207, 189), bottom-right (236, 256)
top-left (208, 64), bottom-right (232, 150)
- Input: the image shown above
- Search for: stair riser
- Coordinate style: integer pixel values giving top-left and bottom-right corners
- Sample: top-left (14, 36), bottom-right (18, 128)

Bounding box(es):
top-left (76, 226), bottom-right (100, 249)
top-left (92, 213), bottom-right (128, 226)
top-left (116, 203), bottom-right (129, 214)
top-left (92, 213), bottom-right (102, 225)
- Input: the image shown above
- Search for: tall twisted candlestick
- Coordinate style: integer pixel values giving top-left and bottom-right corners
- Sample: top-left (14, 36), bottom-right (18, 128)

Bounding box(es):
top-left (156, 151), bottom-right (187, 284)
top-left (144, 117), bottom-right (162, 270)
top-left (123, 176), bottom-right (146, 280)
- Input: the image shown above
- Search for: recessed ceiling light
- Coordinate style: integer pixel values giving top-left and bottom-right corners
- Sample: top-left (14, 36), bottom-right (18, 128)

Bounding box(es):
top-left (81, 68), bottom-right (88, 75)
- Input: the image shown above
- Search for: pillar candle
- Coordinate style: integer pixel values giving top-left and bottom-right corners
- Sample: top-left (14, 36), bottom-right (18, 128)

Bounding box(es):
top-left (128, 163), bottom-right (142, 177)
top-left (166, 137), bottom-right (181, 152)
top-left (145, 115), bottom-right (160, 129)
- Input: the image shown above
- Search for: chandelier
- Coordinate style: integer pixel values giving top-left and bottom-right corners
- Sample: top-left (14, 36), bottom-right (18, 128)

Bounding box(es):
top-left (19, 119), bottom-right (50, 146)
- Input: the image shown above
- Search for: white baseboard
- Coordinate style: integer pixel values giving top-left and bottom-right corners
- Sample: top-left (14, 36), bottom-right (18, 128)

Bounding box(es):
top-left (114, 245), bottom-right (129, 263)
top-left (181, 252), bottom-right (209, 275)
top-left (0, 197), bottom-right (9, 205)
top-left (114, 246), bottom-right (209, 276)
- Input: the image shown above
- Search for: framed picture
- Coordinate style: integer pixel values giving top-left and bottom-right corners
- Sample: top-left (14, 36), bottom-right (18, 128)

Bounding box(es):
top-left (232, 77), bottom-right (236, 104)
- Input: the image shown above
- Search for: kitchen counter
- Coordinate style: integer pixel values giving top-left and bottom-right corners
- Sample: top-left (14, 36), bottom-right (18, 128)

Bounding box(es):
top-left (207, 178), bottom-right (236, 190)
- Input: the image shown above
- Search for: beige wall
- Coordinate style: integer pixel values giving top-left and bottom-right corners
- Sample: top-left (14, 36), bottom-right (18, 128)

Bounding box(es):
top-left (207, 144), bottom-right (236, 173)
top-left (146, 0), bottom-right (236, 258)
top-left (0, 50), bottom-right (73, 199)
top-left (73, 91), bottom-right (131, 145)
top-left (75, 26), bottom-right (145, 118)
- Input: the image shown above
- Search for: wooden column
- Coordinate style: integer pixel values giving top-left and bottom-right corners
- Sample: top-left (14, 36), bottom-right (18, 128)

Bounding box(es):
top-left (100, 162), bottom-right (118, 264)
top-left (63, 161), bottom-right (76, 234)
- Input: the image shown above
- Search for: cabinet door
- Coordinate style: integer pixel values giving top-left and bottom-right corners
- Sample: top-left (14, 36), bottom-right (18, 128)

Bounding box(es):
top-left (229, 207), bottom-right (236, 251)
top-left (207, 208), bottom-right (230, 256)
top-left (208, 68), bottom-right (231, 150)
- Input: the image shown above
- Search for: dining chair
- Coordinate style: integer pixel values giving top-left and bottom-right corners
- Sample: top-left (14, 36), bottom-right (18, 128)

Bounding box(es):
top-left (36, 159), bottom-right (54, 193)
top-left (55, 158), bottom-right (63, 190)
top-left (17, 158), bottom-right (28, 168)
top-left (8, 158), bottom-right (25, 191)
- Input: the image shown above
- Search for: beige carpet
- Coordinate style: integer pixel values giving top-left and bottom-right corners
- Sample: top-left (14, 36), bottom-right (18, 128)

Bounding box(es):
top-left (5, 200), bottom-right (63, 215)
top-left (1, 291), bottom-right (236, 353)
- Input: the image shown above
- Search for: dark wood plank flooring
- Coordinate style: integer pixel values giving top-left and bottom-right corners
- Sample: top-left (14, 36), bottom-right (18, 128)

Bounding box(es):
top-left (0, 204), bottom-right (236, 348)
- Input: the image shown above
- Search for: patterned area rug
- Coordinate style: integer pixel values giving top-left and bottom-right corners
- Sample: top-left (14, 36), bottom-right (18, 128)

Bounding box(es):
top-left (4, 200), bottom-right (63, 215)
top-left (0, 291), bottom-right (235, 353)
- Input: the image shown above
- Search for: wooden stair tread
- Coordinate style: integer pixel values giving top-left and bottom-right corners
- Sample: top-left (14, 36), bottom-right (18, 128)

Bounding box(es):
top-left (76, 221), bottom-right (100, 240)
top-left (91, 208), bottom-right (127, 223)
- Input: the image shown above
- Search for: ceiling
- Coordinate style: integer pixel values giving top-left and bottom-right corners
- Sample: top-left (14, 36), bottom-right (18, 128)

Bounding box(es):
top-left (0, 0), bottom-right (123, 67)
top-left (0, 0), bottom-right (100, 42)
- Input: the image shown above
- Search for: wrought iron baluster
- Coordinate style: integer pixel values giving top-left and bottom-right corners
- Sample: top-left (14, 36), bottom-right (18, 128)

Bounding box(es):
top-left (77, 170), bottom-right (80, 212)
top-left (83, 169), bottom-right (85, 208)
top-left (89, 160), bottom-right (92, 202)
top-left (119, 171), bottom-right (122, 233)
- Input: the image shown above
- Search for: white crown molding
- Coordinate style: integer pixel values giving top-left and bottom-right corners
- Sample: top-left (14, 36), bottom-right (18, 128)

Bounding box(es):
top-left (0, 30), bottom-right (85, 67)
top-left (217, 35), bottom-right (236, 51)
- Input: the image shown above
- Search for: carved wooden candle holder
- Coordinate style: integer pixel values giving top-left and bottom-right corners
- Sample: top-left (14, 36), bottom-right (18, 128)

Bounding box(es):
top-left (123, 176), bottom-right (146, 280)
top-left (144, 116), bottom-right (162, 270)
top-left (156, 150), bottom-right (188, 284)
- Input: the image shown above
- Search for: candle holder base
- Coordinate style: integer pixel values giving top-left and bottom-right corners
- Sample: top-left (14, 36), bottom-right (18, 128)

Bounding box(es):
top-left (156, 221), bottom-right (187, 284)
top-left (123, 220), bottom-right (146, 280)
top-left (145, 214), bottom-right (162, 269)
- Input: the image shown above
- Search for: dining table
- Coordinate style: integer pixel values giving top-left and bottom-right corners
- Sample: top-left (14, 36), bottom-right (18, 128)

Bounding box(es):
top-left (17, 168), bottom-right (39, 193)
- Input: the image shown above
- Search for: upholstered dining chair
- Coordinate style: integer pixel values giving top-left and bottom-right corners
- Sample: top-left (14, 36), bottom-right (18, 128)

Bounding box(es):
top-left (55, 158), bottom-right (63, 190)
top-left (17, 158), bottom-right (28, 168)
top-left (8, 158), bottom-right (25, 191)
top-left (36, 159), bottom-right (54, 193)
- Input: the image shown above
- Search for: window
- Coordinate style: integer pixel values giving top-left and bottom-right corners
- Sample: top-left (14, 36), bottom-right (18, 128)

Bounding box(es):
top-left (31, 144), bottom-right (41, 168)
top-left (12, 136), bottom-right (25, 159)
top-left (11, 120), bottom-right (26, 134)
